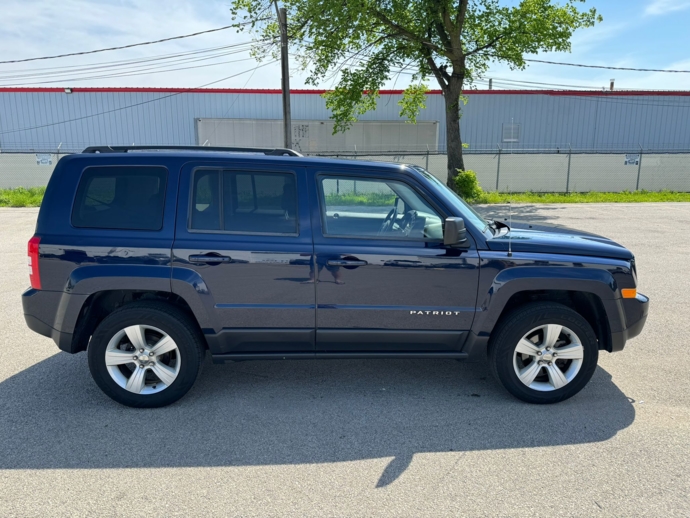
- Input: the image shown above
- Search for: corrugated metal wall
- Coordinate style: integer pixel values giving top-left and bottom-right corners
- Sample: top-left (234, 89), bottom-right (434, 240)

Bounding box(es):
top-left (1, 89), bottom-right (689, 152)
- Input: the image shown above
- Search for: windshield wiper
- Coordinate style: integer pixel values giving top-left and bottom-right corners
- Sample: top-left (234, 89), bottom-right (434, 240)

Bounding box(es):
top-left (484, 219), bottom-right (496, 234)
top-left (486, 219), bottom-right (511, 236)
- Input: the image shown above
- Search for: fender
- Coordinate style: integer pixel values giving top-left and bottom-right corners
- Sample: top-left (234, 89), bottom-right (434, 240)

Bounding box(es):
top-left (471, 264), bottom-right (626, 339)
top-left (66, 264), bottom-right (171, 294)
top-left (67, 264), bottom-right (219, 334)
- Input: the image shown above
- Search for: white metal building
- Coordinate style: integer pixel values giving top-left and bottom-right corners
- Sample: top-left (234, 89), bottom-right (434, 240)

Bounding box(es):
top-left (1, 87), bottom-right (689, 153)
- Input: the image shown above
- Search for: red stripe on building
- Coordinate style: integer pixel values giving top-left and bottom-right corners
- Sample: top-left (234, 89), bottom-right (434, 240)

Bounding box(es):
top-left (0, 87), bottom-right (689, 96)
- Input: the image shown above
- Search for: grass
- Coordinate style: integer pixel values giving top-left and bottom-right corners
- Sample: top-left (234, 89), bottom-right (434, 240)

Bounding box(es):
top-left (2, 187), bottom-right (690, 208)
top-left (326, 189), bottom-right (690, 206)
top-left (325, 192), bottom-right (397, 206)
top-left (471, 190), bottom-right (690, 204)
top-left (0, 187), bottom-right (46, 207)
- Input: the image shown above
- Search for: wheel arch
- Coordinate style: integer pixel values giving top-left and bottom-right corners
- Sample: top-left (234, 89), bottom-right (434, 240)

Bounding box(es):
top-left (70, 290), bottom-right (204, 354)
top-left (493, 290), bottom-right (612, 352)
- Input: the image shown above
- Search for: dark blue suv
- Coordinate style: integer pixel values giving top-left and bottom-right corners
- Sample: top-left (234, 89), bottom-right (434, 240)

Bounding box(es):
top-left (22, 146), bottom-right (649, 407)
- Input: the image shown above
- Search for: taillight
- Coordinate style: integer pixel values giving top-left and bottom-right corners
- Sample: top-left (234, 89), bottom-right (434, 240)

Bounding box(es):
top-left (28, 236), bottom-right (41, 289)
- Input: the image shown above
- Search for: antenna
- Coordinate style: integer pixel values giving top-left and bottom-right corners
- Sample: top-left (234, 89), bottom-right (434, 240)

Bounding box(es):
top-left (507, 199), bottom-right (512, 257)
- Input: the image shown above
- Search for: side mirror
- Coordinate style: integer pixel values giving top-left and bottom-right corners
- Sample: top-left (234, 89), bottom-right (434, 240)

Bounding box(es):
top-left (444, 217), bottom-right (469, 247)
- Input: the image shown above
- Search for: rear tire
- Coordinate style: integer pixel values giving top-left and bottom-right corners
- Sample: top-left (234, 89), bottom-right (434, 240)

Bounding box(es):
top-left (87, 302), bottom-right (205, 408)
top-left (488, 302), bottom-right (599, 404)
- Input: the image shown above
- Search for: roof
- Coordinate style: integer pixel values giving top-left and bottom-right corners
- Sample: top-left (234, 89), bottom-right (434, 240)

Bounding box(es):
top-left (1, 87), bottom-right (690, 96)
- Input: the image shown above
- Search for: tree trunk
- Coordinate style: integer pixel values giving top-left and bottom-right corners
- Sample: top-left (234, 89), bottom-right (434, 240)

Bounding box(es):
top-left (443, 76), bottom-right (465, 191)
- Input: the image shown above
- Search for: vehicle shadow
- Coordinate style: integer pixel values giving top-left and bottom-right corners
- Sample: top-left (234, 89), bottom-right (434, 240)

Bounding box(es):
top-left (0, 353), bottom-right (634, 487)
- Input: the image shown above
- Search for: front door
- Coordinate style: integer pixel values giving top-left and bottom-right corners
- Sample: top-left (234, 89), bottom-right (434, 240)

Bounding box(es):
top-left (309, 169), bottom-right (480, 353)
top-left (172, 161), bottom-right (315, 354)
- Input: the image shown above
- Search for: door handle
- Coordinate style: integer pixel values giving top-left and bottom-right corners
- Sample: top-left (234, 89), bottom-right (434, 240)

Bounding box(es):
top-left (189, 254), bottom-right (231, 264)
top-left (327, 259), bottom-right (368, 266)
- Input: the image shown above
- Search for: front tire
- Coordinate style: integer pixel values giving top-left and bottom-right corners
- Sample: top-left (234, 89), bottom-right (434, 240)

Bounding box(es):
top-left (488, 302), bottom-right (599, 404)
top-left (87, 302), bottom-right (205, 408)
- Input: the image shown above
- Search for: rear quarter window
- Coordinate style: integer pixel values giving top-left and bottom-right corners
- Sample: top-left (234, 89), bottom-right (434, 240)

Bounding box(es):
top-left (71, 166), bottom-right (168, 230)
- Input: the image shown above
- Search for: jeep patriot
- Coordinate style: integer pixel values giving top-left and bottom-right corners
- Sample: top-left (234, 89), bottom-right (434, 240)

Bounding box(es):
top-left (22, 146), bottom-right (649, 407)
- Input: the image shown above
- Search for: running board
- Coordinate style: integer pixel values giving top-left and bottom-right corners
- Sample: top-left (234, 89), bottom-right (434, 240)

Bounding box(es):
top-left (212, 352), bottom-right (469, 363)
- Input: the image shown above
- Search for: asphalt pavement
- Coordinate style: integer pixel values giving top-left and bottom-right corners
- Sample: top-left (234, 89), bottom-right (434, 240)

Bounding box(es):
top-left (0, 204), bottom-right (688, 517)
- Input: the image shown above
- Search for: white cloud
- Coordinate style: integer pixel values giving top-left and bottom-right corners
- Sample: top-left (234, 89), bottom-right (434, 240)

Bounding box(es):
top-left (569, 21), bottom-right (629, 53)
top-left (645, 0), bottom-right (690, 15)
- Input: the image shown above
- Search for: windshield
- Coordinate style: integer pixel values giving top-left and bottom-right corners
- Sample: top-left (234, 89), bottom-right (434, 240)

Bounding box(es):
top-left (410, 166), bottom-right (489, 233)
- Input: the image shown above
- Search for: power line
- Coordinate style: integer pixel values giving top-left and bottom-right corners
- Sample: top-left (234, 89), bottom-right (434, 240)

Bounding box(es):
top-left (0, 43), bottom-right (254, 75)
top-left (0, 21), bottom-right (265, 65)
top-left (0, 60), bottom-right (279, 135)
top-left (474, 80), bottom-right (690, 106)
top-left (552, 94), bottom-right (690, 109)
top-left (525, 59), bottom-right (690, 73)
top-left (475, 79), bottom-right (593, 91)
top-left (482, 77), bottom-right (602, 90)
top-left (0, 43), bottom-right (274, 86)
top-left (472, 80), bottom-right (690, 106)
top-left (202, 61), bottom-right (265, 145)
top-left (0, 41), bottom-right (268, 80)
top-left (0, 55), bottom-right (264, 87)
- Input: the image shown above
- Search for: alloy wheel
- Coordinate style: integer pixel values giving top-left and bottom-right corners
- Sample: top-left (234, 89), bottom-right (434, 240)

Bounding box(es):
top-left (104, 325), bottom-right (181, 395)
top-left (512, 324), bottom-right (584, 392)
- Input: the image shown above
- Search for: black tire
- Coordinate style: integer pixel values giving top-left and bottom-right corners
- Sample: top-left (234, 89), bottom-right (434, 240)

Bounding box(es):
top-left (488, 302), bottom-right (599, 404)
top-left (87, 302), bottom-right (205, 408)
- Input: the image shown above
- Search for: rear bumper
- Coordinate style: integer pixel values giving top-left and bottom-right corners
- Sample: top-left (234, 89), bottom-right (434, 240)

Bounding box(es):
top-left (22, 288), bottom-right (84, 353)
top-left (24, 313), bottom-right (74, 352)
top-left (610, 293), bottom-right (649, 352)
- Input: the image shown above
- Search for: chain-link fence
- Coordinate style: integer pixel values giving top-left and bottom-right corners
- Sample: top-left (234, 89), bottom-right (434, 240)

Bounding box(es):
top-left (1, 147), bottom-right (689, 192)
top-left (312, 149), bottom-right (690, 192)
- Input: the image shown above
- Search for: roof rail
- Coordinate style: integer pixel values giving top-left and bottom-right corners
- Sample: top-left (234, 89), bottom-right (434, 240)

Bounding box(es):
top-left (82, 145), bottom-right (303, 157)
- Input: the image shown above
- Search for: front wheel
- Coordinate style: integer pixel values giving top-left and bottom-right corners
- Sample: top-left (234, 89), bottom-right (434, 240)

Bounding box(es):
top-left (87, 302), bottom-right (205, 408)
top-left (488, 302), bottom-right (599, 404)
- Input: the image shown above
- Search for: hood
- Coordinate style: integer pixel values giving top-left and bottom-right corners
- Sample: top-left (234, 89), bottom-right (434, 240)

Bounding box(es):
top-left (486, 220), bottom-right (633, 260)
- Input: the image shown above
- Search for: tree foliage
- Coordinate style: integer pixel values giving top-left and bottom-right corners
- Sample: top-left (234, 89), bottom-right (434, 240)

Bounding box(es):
top-left (230, 0), bottom-right (601, 188)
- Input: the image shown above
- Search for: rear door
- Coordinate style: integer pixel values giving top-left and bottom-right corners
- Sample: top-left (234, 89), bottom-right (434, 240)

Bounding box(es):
top-left (172, 160), bottom-right (315, 355)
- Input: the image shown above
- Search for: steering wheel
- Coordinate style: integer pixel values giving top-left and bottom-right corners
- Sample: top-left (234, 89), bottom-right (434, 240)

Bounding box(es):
top-left (377, 206), bottom-right (398, 235)
top-left (398, 210), bottom-right (418, 237)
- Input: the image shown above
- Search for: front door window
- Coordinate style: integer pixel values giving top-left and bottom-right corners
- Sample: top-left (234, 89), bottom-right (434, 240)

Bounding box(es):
top-left (319, 176), bottom-right (443, 240)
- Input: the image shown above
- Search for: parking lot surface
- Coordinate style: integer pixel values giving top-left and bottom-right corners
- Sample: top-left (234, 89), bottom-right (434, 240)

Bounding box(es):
top-left (0, 204), bottom-right (688, 517)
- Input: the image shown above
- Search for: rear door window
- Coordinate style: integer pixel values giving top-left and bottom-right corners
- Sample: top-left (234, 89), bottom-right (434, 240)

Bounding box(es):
top-left (71, 166), bottom-right (168, 230)
top-left (190, 169), bottom-right (297, 234)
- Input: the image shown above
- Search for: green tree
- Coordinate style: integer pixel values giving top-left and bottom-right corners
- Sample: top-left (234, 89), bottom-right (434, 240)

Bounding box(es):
top-left (231, 0), bottom-right (601, 190)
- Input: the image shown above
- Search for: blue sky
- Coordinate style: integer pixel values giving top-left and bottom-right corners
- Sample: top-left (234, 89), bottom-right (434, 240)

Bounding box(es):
top-left (0, 0), bottom-right (687, 90)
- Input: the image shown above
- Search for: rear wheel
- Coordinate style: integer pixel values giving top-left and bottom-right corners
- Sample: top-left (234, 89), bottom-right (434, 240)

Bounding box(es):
top-left (489, 302), bottom-right (599, 404)
top-left (87, 302), bottom-right (205, 408)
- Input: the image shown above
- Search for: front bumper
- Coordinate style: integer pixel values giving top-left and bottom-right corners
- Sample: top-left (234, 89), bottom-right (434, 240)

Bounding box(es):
top-left (610, 293), bottom-right (649, 352)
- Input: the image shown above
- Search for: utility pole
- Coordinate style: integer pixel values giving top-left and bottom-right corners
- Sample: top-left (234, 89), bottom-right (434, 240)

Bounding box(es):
top-left (275, 4), bottom-right (292, 149)
top-left (488, 78), bottom-right (493, 90)
top-left (610, 78), bottom-right (615, 91)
